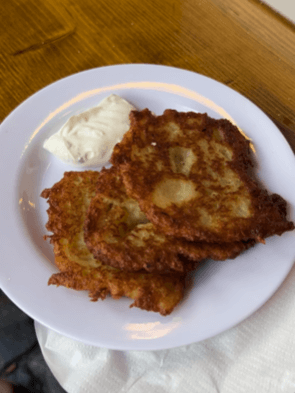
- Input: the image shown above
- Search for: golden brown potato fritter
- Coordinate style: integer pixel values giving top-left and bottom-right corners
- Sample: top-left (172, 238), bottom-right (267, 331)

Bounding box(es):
top-left (84, 167), bottom-right (198, 273)
top-left (84, 167), bottom-right (255, 273)
top-left (112, 109), bottom-right (294, 242)
top-left (41, 171), bottom-right (185, 316)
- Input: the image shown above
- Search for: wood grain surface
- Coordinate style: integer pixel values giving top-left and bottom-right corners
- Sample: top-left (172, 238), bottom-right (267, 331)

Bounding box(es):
top-left (1, 0), bottom-right (295, 150)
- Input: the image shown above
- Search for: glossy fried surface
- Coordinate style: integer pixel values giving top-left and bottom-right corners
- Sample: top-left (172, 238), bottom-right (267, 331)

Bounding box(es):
top-left (41, 171), bottom-right (185, 316)
top-left (112, 109), bottom-right (294, 242)
top-left (84, 167), bottom-right (196, 273)
top-left (84, 167), bottom-right (255, 272)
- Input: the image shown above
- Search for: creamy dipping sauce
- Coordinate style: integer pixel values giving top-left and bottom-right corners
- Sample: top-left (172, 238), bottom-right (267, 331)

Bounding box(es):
top-left (43, 94), bottom-right (136, 167)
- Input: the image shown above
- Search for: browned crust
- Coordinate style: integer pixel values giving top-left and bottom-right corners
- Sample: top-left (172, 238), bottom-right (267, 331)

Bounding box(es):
top-left (48, 242), bottom-right (186, 315)
top-left (84, 167), bottom-right (197, 273)
top-left (41, 170), bottom-right (186, 316)
top-left (84, 167), bottom-right (256, 272)
top-left (111, 109), bottom-right (294, 242)
top-left (176, 238), bottom-right (256, 261)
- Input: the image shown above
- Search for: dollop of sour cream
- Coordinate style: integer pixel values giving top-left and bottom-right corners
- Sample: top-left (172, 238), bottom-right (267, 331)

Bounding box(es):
top-left (43, 94), bottom-right (136, 167)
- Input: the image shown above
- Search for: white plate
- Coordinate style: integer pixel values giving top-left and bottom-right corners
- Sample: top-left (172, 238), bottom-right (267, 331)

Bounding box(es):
top-left (0, 64), bottom-right (294, 351)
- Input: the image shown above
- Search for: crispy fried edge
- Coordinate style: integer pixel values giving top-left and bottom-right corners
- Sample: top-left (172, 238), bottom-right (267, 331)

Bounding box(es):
top-left (84, 167), bottom-right (197, 273)
top-left (84, 167), bottom-right (256, 270)
top-left (41, 170), bottom-right (186, 315)
top-left (112, 109), bottom-right (294, 242)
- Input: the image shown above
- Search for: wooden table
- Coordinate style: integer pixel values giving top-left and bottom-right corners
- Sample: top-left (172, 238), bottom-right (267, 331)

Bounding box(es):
top-left (1, 0), bottom-right (295, 151)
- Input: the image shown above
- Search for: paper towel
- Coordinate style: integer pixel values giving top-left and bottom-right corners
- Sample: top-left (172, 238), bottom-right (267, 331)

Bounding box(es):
top-left (35, 261), bottom-right (295, 393)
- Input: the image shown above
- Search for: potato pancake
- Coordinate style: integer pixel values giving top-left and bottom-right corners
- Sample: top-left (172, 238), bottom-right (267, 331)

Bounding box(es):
top-left (41, 171), bottom-right (185, 316)
top-left (84, 167), bottom-right (255, 273)
top-left (112, 109), bottom-right (294, 242)
top-left (84, 167), bottom-right (197, 273)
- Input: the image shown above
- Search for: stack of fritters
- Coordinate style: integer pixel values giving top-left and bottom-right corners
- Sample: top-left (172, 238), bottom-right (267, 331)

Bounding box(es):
top-left (42, 109), bottom-right (294, 316)
top-left (83, 109), bottom-right (294, 313)
top-left (84, 166), bottom-right (256, 274)
top-left (41, 171), bottom-right (186, 316)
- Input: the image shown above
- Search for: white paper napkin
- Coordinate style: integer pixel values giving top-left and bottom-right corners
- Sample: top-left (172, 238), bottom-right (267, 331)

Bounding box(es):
top-left (35, 262), bottom-right (295, 393)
